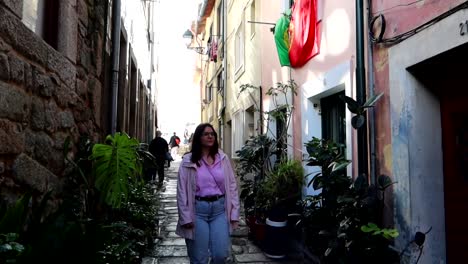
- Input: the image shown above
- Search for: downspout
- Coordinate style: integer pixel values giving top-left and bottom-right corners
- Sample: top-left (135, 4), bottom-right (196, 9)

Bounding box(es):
top-left (366, 0), bottom-right (376, 184)
top-left (356, 0), bottom-right (369, 177)
top-left (110, 0), bottom-right (122, 135)
top-left (222, 0), bottom-right (227, 149)
top-left (259, 85), bottom-right (263, 134)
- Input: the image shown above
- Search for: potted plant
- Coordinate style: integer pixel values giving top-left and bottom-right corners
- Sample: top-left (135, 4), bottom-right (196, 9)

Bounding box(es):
top-left (236, 134), bottom-right (275, 244)
top-left (259, 159), bottom-right (304, 259)
top-left (300, 137), bottom-right (400, 263)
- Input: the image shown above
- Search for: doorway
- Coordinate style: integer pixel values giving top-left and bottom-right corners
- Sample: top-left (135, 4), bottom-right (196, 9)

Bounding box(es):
top-left (409, 42), bottom-right (468, 261)
top-left (441, 95), bottom-right (468, 261)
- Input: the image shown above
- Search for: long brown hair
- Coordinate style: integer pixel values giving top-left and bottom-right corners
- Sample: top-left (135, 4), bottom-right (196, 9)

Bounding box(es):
top-left (190, 123), bottom-right (219, 166)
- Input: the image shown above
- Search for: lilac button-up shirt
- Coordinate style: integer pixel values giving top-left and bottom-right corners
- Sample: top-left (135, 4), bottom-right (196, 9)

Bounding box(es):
top-left (196, 154), bottom-right (225, 197)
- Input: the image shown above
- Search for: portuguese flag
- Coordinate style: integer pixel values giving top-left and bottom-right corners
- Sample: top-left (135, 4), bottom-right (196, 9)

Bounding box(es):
top-left (274, 10), bottom-right (292, 67)
top-left (274, 0), bottom-right (321, 68)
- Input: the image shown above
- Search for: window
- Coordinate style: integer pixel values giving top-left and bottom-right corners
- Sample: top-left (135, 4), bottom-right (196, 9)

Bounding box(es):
top-left (250, 1), bottom-right (255, 36)
top-left (106, 0), bottom-right (113, 53)
top-left (216, 1), bottom-right (224, 42)
top-left (234, 21), bottom-right (244, 78)
top-left (281, 0), bottom-right (294, 12)
top-left (217, 71), bottom-right (224, 94)
top-left (246, 106), bottom-right (255, 138)
top-left (275, 108), bottom-right (287, 162)
top-left (22, 0), bottom-right (59, 48)
top-left (232, 111), bottom-right (244, 158)
top-left (205, 84), bottom-right (213, 102)
top-left (321, 91), bottom-right (346, 147)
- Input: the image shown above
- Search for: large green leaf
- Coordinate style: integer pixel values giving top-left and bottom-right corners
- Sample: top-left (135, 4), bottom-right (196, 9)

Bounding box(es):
top-left (363, 92), bottom-right (384, 108)
top-left (377, 174), bottom-right (396, 190)
top-left (353, 174), bottom-right (369, 192)
top-left (0, 193), bottom-right (31, 234)
top-left (91, 133), bottom-right (141, 208)
top-left (339, 95), bottom-right (360, 114)
top-left (351, 115), bottom-right (365, 129)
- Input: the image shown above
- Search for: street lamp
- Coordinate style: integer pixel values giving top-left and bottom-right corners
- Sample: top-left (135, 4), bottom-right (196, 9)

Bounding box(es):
top-left (182, 29), bottom-right (205, 55)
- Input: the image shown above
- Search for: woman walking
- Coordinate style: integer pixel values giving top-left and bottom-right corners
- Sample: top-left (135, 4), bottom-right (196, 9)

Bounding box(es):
top-left (176, 123), bottom-right (240, 264)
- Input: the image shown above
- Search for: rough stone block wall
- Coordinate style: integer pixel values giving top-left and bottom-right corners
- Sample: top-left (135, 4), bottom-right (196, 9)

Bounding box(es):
top-left (0, 0), bottom-right (108, 205)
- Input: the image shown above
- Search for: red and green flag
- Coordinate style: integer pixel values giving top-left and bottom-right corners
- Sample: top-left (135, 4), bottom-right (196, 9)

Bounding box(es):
top-left (274, 9), bottom-right (292, 67)
top-left (274, 0), bottom-right (321, 68)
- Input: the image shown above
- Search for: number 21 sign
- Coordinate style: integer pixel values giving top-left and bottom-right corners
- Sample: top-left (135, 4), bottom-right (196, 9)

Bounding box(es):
top-left (460, 20), bottom-right (468, 36)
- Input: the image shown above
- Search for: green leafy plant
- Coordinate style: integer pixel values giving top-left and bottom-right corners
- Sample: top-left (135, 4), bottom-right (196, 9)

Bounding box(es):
top-left (339, 92), bottom-right (383, 129)
top-left (238, 80), bottom-right (297, 160)
top-left (361, 223), bottom-right (399, 240)
top-left (0, 132), bottom-right (159, 264)
top-left (236, 80), bottom-right (298, 244)
top-left (236, 135), bottom-right (275, 218)
top-left (90, 132), bottom-right (143, 208)
top-left (0, 233), bottom-right (24, 263)
top-left (260, 159), bottom-right (304, 217)
top-left (301, 136), bottom-right (400, 263)
top-left (0, 193), bottom-right (31, 263)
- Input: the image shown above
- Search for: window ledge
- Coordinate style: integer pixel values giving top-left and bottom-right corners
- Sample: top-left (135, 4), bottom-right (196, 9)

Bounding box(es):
top-left (234, 64), bottom-right (245, 82)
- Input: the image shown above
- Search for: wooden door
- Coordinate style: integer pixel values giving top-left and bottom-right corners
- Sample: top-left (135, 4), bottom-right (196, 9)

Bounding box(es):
top-left (441, 95), bottom-right (468, 262)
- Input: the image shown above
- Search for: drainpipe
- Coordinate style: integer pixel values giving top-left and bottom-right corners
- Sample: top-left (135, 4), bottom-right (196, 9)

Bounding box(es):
top-left (366, 0), bottom-right (376, 184)
top-left (356, 0), bottom-right (369, 177)
top-left (221, 0), bottom-right (227, 149)
top-left (110, 0), bottom-right (121, 135)
top-left (259, 85), bottom-right (263, 134)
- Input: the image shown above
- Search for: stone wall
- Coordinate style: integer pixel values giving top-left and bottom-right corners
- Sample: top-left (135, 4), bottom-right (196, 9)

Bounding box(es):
top-left (0, 0), bottom-right (108, 204)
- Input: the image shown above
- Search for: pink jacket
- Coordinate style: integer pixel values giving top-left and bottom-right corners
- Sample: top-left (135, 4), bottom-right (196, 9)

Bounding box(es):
top-left (176, 150), bottom-right (240, 240)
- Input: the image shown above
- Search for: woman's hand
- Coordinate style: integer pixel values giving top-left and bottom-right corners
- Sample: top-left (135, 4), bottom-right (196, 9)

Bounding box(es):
top-left (230, 220), bottom-right (239, 229)
top-left (182, 222), bottom-right (194, 229)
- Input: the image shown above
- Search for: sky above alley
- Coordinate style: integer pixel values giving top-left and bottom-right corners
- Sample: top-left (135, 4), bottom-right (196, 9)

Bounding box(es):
top-left (155, 0), bottom-right (201, 140)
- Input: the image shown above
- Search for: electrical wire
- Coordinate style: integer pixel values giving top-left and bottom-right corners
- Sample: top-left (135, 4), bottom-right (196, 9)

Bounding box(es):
top-left (369, 1), bottom-right (468, 46)
top-left (372, 0), bottom-right (427, 15)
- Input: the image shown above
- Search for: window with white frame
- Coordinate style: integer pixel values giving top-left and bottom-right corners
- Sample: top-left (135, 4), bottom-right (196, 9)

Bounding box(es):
top-left (232, 111), bottom-right (244, 158)
top-left (234, 21), bottom-right (244, 76)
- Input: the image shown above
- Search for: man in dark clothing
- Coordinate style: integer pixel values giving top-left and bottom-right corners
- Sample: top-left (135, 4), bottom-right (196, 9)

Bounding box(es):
top-left (168, 132), bottom-right (180, 167)
top-left (149, 131), bottom-right (169, 186)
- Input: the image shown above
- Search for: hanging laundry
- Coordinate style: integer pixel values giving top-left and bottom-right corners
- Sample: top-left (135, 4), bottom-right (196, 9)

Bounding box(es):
top-left (210, 40), bottom-right (218, 62)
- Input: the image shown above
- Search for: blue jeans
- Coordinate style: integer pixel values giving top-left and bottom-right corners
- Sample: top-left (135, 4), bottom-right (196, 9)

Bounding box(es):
top-left (185, 197), bottom-right (230, 264)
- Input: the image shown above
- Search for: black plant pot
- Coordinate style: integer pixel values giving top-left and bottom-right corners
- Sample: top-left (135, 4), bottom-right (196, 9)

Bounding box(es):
top-left (263, 206), bottom-right (288, 259)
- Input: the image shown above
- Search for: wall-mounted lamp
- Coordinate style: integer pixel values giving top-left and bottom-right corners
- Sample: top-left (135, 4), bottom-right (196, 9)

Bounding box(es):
top-left (182, 29), bottom-right (205, 55)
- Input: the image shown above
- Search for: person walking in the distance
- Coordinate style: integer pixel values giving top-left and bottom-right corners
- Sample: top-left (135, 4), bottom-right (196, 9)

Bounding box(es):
top-left (168, 132), bottom-right (181, 166)
top-left (176, 123), bottom-right (240, 264)
top-left (149, 130), bottom-right (169, 187)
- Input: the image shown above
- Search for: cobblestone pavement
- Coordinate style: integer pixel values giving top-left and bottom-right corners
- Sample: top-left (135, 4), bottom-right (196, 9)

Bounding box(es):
top-left (141, 160), bottom-right (297, 264)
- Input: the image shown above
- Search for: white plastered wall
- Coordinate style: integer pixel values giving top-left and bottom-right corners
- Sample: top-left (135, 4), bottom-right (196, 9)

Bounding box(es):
top-left (301, 60), bottom-right (354, 195)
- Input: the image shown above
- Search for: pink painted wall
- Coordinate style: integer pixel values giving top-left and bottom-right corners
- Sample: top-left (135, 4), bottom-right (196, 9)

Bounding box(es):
top-left (291, 0), bottom-right (356, 162)
top-left (259, 0), bottom-right (357, 160)
top-left (371, 0), bottom-right (466, 176)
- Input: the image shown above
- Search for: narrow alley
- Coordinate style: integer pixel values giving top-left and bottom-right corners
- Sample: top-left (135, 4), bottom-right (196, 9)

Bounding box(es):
top-left (1, 0), bottom-right (466, 263)
top-left (142, 161), bottom-right (296, 264)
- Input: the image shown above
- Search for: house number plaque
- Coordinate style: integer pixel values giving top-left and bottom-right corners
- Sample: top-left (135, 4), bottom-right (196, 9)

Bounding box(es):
top-left (460, 20), bottom-right (468, 36)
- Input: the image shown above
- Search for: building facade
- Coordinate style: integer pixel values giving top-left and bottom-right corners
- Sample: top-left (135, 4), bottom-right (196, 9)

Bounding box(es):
top-left (0, 0), bottom-right (157, 206)
top-left (371, 0), bottom-right (468, 262)
top-left (189, 1), bottom-right (468, 261)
